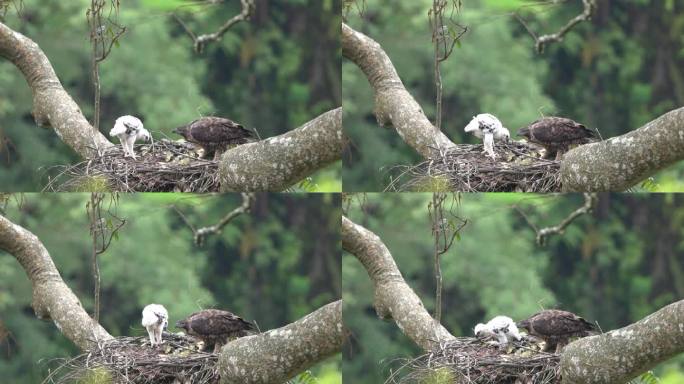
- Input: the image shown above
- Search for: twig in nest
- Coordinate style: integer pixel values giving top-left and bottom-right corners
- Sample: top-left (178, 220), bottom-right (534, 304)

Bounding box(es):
top-left (386, 142), bottom-right (561, 192)
top-left (44, 139), bottom-right (220, 193)
top-left (385, 337), bottom-right (560, 384)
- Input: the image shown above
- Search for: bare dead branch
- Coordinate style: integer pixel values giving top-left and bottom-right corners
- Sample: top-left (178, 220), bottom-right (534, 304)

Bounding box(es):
top-left (517, 0), bottom-right (597, 53)
top-left (175, 192), bottom-right (253, 246)
top-left (175, 0), bottom-right (254, 54)
top-left (516, 193), bottom-right (596, 246)
top-left (342, 215), bottom-right (456, 351)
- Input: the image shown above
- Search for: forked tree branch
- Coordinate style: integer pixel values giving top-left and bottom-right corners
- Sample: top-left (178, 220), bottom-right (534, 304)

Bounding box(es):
top-left (217, 300), bottom-right (343, 384)
top-left (175, 192), bottom-right (253, 245)
top-left (517, 193), bottom-right (596, 245)
top-left (342, 23), bottom-right (457, 158)
top-left (517, 0), bottom-right (597, 54)
top-left (0, 21), bottom-right (114, 159)
top-left (174, 0), bottom-right (254, 54)
top-left (0, 214), bottom-right (114, 350)
top-left (218, 107), bottom-right (342, 191)
top-left (341, 215), bottom-right (456, 351)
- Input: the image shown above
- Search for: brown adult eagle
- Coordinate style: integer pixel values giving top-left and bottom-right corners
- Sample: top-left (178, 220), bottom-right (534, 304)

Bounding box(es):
top-left (173, 117), bottom-right (256, 160)
top-left (175, 309), bottom-right (255, 353)
top-left (517, 309), bottom-right (596, 353)
top-left (517, 117), bottom-right (596, 160)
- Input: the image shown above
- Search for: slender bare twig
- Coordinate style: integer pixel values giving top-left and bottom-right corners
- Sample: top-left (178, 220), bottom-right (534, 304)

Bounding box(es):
top-left (516, 0), bottom-right (597, 53)
top-left (428, 194), bottom-right (466, 323)
top-left (516, 193), bottom-right (597, 246)
top-left (175, 0), bottom-right (254, 53)
top-left (428, 0), bottom-right (466, 132)
top-left (86, 193), bottom-right (126, 322)
top-left (175, 193), bottom-right (254, 246)
top-left (87, 0), bottom-right (126, 132)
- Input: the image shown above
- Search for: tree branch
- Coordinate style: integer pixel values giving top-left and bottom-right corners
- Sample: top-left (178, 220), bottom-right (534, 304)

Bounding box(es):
top-left (517, 193), bottom-right (596, 245)
top-left (175, 0), bottom-right (254, 54)
top-left (218, 107), bottom-right (342, 191)
top-left (341, 215), bottom-right (455, 351)
top-left (0, 21), bottom-right (113, 159)
top-left (175, 192), bottom-right (253, 246)
top-left (0, 214), bottom-right (113, 351)
top-left (560, 106), bottom-right (684, 191)
top-left (342, 23), bottom-right (457, 159)
top-left (560, 299), bottom-right (684, 384)
top-left (518, 0), bottom-right (596, 53)
top-left (217, 300), bottom-right (343, 384)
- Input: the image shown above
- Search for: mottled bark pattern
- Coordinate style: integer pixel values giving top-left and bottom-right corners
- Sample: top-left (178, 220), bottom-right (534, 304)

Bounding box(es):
top-left (341, 216), bottom-right (455, 351)
top-left (561, 107), bottom-right (684, 191)
top-left (0, 22), bottom-right (113, 159)
top-left (560, 300), bottom-right (684, 383)
top-left (342, 23), bottom-right (456, 159)
top-left (217, 300), bottom-right (343, 384)
top-left (218, 108), bottom-right (342, 191)
top-left (0, 215), bottom-right (113, 350)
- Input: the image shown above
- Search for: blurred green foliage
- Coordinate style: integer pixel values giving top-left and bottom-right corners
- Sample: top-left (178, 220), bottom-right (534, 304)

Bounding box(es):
top-left (0, 193), bottom-right (341, 383)
top-left (0, 0), bottom-right (341, 191)
top-left (343, 0), bottom-right (684, 191)
top-left (342, 193), bottom-right (684, 383)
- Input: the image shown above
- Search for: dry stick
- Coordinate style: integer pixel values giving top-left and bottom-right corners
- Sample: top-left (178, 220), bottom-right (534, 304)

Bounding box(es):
top-left (175, 0), bottom-right (254, 53)
top-left (517, 192), bottom-right (597, 246)
top-left (175, 192), bottom-right (254, 246)
top-left (517, 0), bottom-right (597, 53)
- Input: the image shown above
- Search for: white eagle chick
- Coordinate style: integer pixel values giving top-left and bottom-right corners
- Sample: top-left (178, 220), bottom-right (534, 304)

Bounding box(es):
top-left (142, 304), bottom-right (168, 347)
top-left (475, 315), bottom-right (522, 348)
top-left (109, 115), bottom-right (151, 159)
top-left (464, 113), bottom-right (510, 159)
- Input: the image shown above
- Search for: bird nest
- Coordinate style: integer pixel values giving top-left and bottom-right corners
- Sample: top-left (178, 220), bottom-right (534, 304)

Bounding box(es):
top-left (386, 337), bottom-right (560, 384)
top-left (386, 142), bottom-right (561, 192)
top-left (44, 139), bottom-right (220, 192)
top-left (44, 334), bottom-right (219, 384)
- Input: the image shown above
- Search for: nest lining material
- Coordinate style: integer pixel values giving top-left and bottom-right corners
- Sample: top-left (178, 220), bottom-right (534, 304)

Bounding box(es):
top-left (45, 333), bottom-right (219, 384)
top-left (387, 142), bottom-right (561, 192)
top-left (44, 139), bottom-right (220, 192)
top-left (387, 337), bottom-right (560, 384)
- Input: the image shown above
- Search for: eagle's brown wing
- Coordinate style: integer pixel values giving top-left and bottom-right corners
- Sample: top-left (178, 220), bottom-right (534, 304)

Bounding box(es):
top-left (525, 117), bottom-right (595, 145)
top-left (187, 117), bottom-right (255, 145)
top-left (184, 309), bottom-right (254, 338)
top-left (522, 309), bottom-right (594, 338)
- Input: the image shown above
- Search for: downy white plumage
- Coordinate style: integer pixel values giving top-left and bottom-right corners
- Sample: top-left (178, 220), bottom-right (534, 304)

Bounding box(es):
top-left (109, 115), bottom-right (151, 159)
top-left (464, 113), bottom-right (510, 159)
top-left (142, 303), bottom-right (168, 347)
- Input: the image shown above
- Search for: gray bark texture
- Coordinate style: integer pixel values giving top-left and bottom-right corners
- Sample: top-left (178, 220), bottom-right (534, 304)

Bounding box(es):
top-left (0, 214), bottom-right (114, 350)
top-left (560, 299), bottom-right (684, 383)
top-left (217, 300), bottom-right (343, 384)
top-left (341, 216), bottom-right (456, 351)
top-left (341, 23), bottom-right (457, 158)
top-left (561, 106), bottom-right (684, 191)
top-left (0, 21), bottom-right (114, 159)
top-left (218, 107), bottom-right (342, 191)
